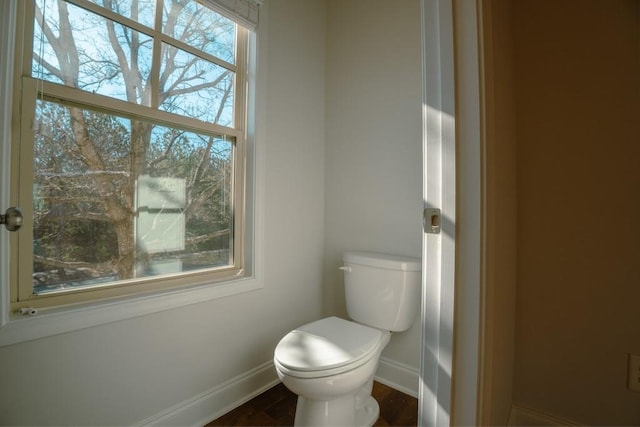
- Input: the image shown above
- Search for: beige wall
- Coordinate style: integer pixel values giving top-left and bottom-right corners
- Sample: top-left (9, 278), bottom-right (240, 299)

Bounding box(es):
top-left (324, 0), bottom-right (423, 373)
top-left (512, 0), bottom-right (640, 424)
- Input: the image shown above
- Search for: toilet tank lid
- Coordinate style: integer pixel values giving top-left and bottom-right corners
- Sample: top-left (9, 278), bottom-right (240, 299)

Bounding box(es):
top-left (343, 251), bottom-right (421, 271)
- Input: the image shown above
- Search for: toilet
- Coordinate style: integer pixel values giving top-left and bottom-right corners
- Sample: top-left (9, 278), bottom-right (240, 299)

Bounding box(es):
top-left (273, 251), bottom-right (421, 427)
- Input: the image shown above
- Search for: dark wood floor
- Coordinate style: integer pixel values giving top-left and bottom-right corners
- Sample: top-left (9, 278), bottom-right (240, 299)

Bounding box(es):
top-left (206, 381), bottom-right (418, 426)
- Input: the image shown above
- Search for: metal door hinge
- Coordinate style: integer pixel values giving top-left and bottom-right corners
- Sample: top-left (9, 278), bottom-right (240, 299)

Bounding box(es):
top-left (423, 208), bottom-right (441, 234)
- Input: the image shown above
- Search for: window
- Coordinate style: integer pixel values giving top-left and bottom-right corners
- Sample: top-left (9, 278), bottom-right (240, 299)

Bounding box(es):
top-left (10, 0), bottom-right (255, 310)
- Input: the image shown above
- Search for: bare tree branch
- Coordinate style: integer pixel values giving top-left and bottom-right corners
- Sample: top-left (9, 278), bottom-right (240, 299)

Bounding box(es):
top-left (32, 52), bottom-right (63, 80)
top-left (213, 79), bottom-right (233, 123)
top-left (190, 135), bottom-right (214, 187)
top-left (164, 70), bottom-right (231, 99)
top-left (147, 130), bottom-right (184, 172)
top-left (36, 212), bottom-right (112, 223)
top-left (34, 255), bottom-right (114, 273)
top-left (185, 229), bottom-right (229, 246)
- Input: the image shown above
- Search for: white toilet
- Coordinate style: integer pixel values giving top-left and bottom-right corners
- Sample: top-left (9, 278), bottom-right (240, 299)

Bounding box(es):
top-left (273, 251), bottom-right (421, 427)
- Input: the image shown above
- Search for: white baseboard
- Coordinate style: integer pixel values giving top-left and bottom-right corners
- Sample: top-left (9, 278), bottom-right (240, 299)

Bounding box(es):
top-left (508, 404), bottom-right (582, 426)
top-left (375, 357), bottom-right (419, 398)
top-left (136, 361), bottom-right (279, 427)
top-left (136, 357), bottom-right (418, 427)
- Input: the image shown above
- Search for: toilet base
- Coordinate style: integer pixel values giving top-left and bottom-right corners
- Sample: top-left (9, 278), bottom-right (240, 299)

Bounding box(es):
top-left (293, 389), bottom-right (379, 427)
top-left (356, 395), bottom-right (380, 427)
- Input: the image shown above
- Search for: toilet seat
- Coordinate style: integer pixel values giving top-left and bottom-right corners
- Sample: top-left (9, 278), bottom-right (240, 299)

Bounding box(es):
top-left (274, 316), bottom-right (389, 379)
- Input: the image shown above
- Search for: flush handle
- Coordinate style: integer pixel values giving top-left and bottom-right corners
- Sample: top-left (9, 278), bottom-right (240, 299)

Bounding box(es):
top-left (1, 207), bottom-right (24, 232)
top-left (339, 266), bottom-right (352, 273)
top-left (423, 208), bottom-right (441, 234)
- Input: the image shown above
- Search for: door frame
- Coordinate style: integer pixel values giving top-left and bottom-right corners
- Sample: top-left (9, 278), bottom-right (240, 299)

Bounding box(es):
top-left (419, 0), bottom-right (484, 425)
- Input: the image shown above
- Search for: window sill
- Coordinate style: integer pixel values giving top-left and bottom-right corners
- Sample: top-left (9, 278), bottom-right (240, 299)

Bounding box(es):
top-left (0, 275), bottom-right (262, 347)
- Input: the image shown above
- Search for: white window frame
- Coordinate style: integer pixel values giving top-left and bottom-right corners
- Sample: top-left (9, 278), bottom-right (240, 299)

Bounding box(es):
top-left (0, 0), bottom-right (265, 346)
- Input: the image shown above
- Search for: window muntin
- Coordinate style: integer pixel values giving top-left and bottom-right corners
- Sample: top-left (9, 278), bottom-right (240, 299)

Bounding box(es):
top-left (12, 0), bottom-right (248, 308)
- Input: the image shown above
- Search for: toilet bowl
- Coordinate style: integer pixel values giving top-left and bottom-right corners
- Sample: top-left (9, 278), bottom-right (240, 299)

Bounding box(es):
top-left (274, 316), bottom-right (390, 426)
top-left (273, 251), bottom-right (421, 427)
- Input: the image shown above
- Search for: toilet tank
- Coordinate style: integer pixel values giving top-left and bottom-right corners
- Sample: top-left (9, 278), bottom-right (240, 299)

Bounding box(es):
top-left (342, 251), bottom-right (421, 332)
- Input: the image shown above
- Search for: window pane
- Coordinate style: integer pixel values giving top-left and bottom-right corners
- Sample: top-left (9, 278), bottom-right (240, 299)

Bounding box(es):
top-left (160, 42), bottom-right (235, 126)
top-left (33, 0), bottom-right (153, 105)
top-left (85, 0), bottom-right (156, 28)
top-left (32, 99), bottom-right (233, 294)
top-left (162, 0), bottom-right (236, 64)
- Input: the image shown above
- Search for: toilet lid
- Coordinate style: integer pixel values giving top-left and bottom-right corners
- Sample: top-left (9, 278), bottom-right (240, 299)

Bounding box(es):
top-left (274, 317), bottom-right (385, 373)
